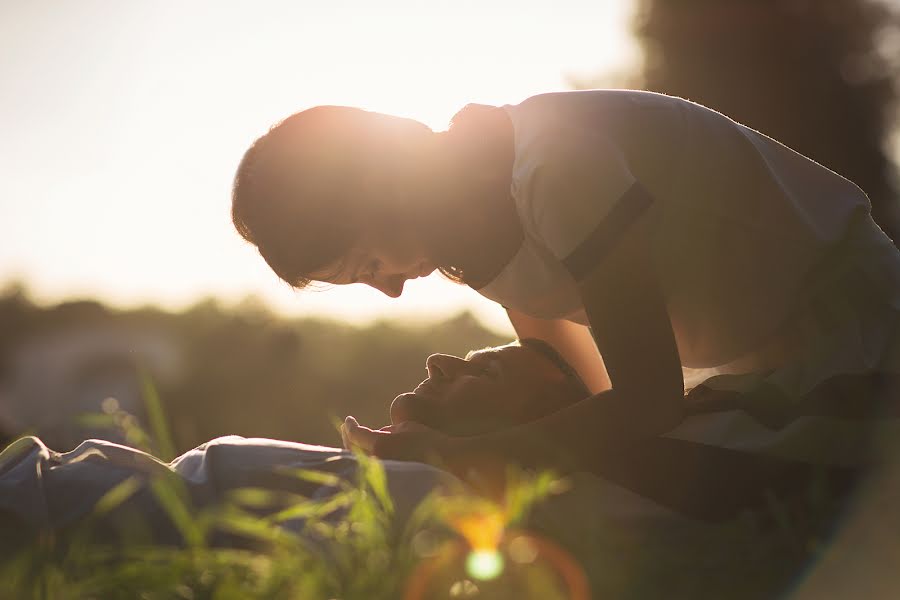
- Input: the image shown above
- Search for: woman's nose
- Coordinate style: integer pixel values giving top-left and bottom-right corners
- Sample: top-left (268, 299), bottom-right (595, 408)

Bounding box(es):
top-left (425, 353), bottom-right (467, 379)
top-left (369, 275), bottom-right (406, 298)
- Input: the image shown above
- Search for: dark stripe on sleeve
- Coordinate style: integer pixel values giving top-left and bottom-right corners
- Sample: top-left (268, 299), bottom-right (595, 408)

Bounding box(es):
top-left (561, 182), bottom-right (654, 281)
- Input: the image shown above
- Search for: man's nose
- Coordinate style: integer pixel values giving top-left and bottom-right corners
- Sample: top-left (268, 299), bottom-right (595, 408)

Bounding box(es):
top-left (425, 353), bottom-right (467, 379)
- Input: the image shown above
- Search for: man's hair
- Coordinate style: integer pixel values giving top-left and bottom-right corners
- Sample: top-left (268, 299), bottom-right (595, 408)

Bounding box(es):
top-left (469, 338), bottom-right (590, 400)
top-left (518, 338), bottom-right (591, 400)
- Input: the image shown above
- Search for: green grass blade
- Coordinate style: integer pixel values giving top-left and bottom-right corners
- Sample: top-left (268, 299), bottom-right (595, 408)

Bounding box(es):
top-left (268, 491), bottom-right (355, 523)
top-left (275, 466), bottom-right (347, 489)
top-left (360, 454), bottom-right (393, 517)
top-left (92, 476), bottom-right (142, 517)
top-left (150, 474), bottom-right (204, 548)
top-left (139, 366), bottom-right (176, 462)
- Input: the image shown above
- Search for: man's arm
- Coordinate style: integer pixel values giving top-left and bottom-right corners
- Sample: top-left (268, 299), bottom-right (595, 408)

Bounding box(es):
top-left (445, 210), bottom-right (684, 474)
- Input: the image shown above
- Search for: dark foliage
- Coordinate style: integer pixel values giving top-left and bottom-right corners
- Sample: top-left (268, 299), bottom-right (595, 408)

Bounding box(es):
top-left (630, 0), bottom-right (900, 242)
top-left (0, 285), bottom-right (507, 453)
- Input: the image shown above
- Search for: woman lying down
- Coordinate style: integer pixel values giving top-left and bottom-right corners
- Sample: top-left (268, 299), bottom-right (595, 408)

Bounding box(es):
top-left (0, 339), bottom-right (884, 555)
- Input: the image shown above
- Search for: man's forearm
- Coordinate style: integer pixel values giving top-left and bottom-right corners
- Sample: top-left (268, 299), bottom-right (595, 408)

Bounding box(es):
top-left (441, 391), bottom-right (861, 522)
top-left (446, 386), bottom-right (683, 476)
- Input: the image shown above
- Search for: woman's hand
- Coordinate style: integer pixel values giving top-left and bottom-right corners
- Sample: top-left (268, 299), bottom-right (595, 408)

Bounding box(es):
top-left (342, 417), bottom-right (522, 500)
top-left (341, 416), bottom-right (457, 464)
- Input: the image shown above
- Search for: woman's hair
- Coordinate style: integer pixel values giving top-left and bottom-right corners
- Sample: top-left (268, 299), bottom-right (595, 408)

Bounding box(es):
top-left (231, 106), bottom-right (434, 288)
top-left (434, 102), bottom-right (513, 285)
top-left (232, 103), bottom-right (509, 289)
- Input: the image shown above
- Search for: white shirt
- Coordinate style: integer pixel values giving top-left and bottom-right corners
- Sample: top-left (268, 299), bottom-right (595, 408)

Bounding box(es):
top-left (478, 89), bottom-right (876, 372)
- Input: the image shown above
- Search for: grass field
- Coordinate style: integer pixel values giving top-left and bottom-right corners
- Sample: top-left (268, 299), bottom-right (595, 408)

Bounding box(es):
top-left (0, 378), bottom-right (848, 600)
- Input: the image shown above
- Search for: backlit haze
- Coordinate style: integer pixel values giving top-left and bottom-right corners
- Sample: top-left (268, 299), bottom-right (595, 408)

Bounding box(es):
top-left (0, 0), bottom-right (639, 333)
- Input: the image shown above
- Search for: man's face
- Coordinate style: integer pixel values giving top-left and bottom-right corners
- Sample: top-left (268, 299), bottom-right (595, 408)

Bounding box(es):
top-left (390, 345), bottom-right (581, 436)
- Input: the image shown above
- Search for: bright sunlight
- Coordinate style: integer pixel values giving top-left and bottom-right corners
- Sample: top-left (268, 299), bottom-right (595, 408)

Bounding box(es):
top-left (0, 0), bottom-right (638, 330)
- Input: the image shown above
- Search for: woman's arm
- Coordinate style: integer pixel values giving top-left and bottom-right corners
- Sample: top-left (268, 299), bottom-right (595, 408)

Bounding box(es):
top-left (445, 210), bottom-right (685, 474)
top-left (362, 199), bottom-right (685, 476)
top-left (506, 309), bottom-right (611, 394)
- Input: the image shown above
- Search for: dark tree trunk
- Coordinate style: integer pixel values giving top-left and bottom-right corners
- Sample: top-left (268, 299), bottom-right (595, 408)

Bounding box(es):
top-left (632, 0), bottom-right (900, 244)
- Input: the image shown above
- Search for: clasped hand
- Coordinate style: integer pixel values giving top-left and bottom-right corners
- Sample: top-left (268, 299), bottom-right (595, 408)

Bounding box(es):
top-left (341, 416), bottom-right (456, 465)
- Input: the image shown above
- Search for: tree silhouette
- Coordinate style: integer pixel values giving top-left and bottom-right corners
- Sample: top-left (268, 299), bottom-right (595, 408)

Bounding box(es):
top-left (623, 0), bottom-right (900, 242)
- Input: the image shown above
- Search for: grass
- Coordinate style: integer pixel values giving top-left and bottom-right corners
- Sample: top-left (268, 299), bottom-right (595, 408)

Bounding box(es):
top-left (0, 373), bottom-right (849, 599)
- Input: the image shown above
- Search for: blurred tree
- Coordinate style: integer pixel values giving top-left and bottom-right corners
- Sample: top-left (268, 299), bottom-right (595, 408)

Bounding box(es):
top-left (0, 289), bottom-right (509, 452)
top-left (624, 0), bottom-right (900, 242)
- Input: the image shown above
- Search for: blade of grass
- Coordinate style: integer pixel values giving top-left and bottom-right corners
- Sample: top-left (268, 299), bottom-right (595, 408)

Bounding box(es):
top-left (139, 366), bottom-right (176, 462)
top-left (275, 466), bottom-right (347, 490)
top-left (150, 473), bottom-right (204, 548)
top-left (359, 453), bottom-right (393, 517)
top-left (267, 490), bottom-right (355, 524)
top-left (92, 476), bottom-right (142, 517)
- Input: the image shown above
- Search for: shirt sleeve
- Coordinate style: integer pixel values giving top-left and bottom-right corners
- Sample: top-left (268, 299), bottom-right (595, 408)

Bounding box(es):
top-left (519, 129), bottom-right (654, 282)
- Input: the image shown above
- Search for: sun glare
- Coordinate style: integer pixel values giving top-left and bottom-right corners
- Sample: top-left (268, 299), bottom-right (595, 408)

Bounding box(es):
top-left (0, 0), bottom-right (638, 327)
top-left (466, 550), bottom-right (505, 581)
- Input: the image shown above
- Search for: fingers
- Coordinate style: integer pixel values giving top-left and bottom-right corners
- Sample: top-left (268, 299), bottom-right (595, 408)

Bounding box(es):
top-left (372, 429), bottom-right (428, 462)
top-left (342, 416), bottom-right (381, 454)
top-left (342, 417), bottom-right (439, 462)
top-left (340, 422), bottom-right (351, 449)
top-left (371, 421), bottom-right (429, 434)
top-left (379, 421), bottom-right (428, 434)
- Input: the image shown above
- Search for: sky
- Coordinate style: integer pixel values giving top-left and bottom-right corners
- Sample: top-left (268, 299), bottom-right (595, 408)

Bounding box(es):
top-left (0, 0), bottom-right (639, 333)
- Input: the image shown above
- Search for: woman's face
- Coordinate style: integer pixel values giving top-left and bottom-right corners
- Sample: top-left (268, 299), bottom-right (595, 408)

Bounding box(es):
top-left (312, 227), bottom-right (437, 298)
top-left (304, 134), bottom-right (451, 297)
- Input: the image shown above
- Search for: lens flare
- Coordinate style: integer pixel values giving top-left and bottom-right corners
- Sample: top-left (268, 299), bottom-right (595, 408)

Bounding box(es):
top-left (404, 481), bottom-right (590, 599)
top-left (466, 549), bottom-right (504, 581)
top-left (449, 508), bottom-right (505, 551)
top-left (404, 532), bottom-right (591, 600)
